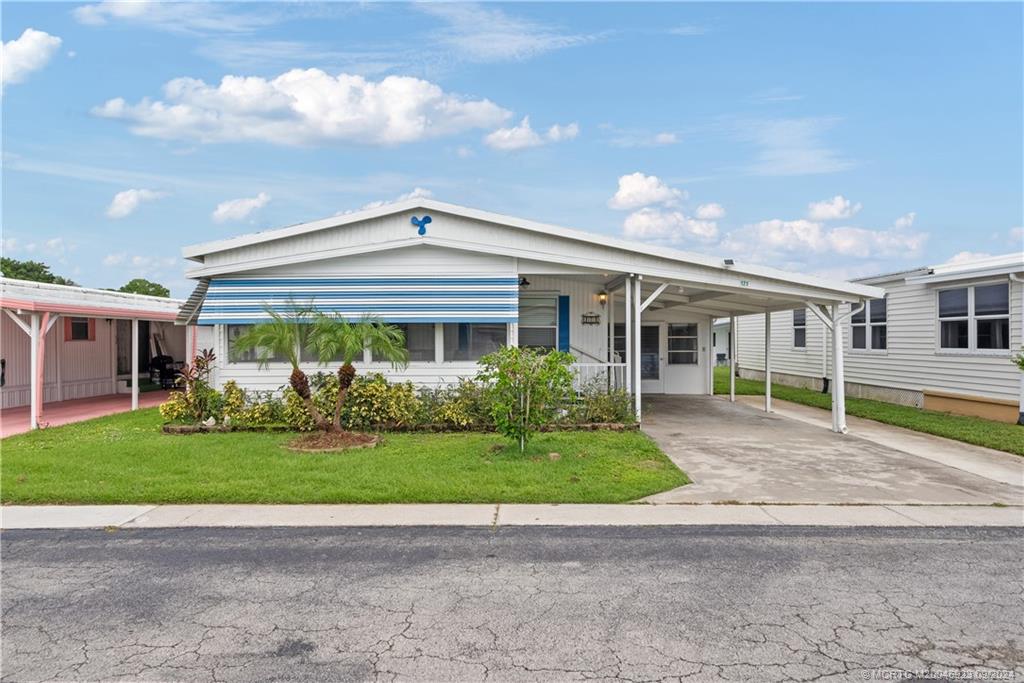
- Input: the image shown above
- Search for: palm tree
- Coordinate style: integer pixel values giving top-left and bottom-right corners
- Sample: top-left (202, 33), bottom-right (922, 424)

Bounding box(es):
top-left (309, 313), bottom-right (409, 431)
top-left (230, 305), bottom-right (332, 431)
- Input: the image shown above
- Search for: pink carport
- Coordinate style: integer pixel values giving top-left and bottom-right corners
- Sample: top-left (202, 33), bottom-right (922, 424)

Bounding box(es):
top-left (1, 278), bottom-right (192, 434)
top-left (0, 391), bottom-right (171, 438)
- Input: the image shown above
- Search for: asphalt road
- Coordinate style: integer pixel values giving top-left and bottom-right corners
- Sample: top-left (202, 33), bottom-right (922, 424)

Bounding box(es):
top-left (2, 526), bottom-right (1021, 682)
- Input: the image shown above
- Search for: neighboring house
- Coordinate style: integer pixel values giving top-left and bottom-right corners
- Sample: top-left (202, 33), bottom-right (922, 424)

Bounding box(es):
top-left (734, 253), bottom-right (1024, 424)
top-left (712, 319), bottom-right (731, 365)
top-left (0, 278), bottom-right (187, 428)
top-left (177, 198), bottom-right (882, 429)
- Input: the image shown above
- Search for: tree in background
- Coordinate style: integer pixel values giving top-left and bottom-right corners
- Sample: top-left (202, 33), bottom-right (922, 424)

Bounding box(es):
top-left (118, 278), bottom-right (170, 297)
top-left (0, 258), bottom-right (78, 286)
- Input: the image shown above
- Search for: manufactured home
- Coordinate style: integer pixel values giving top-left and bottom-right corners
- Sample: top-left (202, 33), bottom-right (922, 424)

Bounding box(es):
top-left (177, 198), bottom-right (883, 430)
top-left (0, 278), bottom-right (187, 429)
top-left (734, 253), bottom-right (1024, 424)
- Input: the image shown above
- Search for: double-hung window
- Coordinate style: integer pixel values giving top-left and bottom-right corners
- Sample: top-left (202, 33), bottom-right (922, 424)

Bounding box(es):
top-left (373, 323), bottom-right (435, 362)
top-left (939, 283), bottom-right (1009, 351)
top-left (518, 295), bottom-right (558, 351)
top-left (792, 309), bottom-right (806, 348)
top-left (852, 298), bottom-right (887, 350)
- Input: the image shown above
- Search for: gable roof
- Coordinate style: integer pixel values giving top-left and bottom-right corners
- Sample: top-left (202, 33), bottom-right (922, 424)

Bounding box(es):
top-left (181, 198), bottom-right (885, 304)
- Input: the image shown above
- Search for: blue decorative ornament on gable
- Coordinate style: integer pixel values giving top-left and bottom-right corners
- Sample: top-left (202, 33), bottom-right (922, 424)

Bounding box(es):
top-left (411, 215), bottom-right (432, 236)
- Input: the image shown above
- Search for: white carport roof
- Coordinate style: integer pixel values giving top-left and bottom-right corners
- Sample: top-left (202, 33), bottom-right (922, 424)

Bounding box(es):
top-left (0, 277), bottom-right (182, 320)
top-left (180, 198), bottom-right (884, 316)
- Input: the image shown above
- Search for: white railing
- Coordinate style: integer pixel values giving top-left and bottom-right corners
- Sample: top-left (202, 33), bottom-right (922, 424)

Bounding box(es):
top-left (572, 363), bottom-right (627, 392)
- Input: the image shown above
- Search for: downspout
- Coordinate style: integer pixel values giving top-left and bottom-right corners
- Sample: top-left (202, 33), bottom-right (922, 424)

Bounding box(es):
top-left (1009, 273), bottom-right (1023, 425)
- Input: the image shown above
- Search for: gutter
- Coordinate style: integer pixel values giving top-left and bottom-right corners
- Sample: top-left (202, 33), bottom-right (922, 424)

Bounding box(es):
top-left (1009, 273), bottom-right (1024, 425)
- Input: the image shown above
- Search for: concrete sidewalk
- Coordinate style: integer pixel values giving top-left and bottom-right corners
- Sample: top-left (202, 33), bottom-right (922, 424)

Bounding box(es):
top-left (3, 503), bottom-right (1021, 529)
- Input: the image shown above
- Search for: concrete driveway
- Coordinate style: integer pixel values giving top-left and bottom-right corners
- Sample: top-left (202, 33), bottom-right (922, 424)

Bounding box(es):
top-left (642, 396), bottom-right (1024, 505)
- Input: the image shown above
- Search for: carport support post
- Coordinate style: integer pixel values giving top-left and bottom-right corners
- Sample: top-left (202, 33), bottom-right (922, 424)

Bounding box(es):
top-left (28, 313), bottom-right (40, 430)
top-left (764, 311), bottom-right (772, 413)
top-left (633, 275), bottom-right (642, 422)
top-left (624, 277), bottom-right (632, 394)
top-left (131, 318), bottom-right (139, 411)
top-left (729, 315), bottom-right (736, 402)
top-left (831, 304), bottom-right (847, 433)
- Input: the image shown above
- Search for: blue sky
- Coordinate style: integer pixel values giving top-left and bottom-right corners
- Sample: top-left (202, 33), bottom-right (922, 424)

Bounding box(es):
top-left (2, 1), bottom-right (1022, 297)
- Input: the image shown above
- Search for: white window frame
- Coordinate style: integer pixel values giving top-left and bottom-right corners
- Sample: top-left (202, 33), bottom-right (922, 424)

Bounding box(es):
top-left (935, 279), bottom-right (1012, 357)
top-left (850, 298), bottom-right (888, 354)
top-left (792, 309), bottom-right (807, 351)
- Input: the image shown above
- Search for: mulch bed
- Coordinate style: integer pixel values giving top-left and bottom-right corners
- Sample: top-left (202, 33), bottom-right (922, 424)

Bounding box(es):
top-left (283, 431), bottom-right (380, 453)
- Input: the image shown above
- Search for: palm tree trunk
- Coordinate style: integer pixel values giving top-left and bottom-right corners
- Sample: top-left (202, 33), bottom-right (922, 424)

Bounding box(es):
top-left (334, 363), bottom-right (357, 431)
top-left (290, 367), bottom-right (332, 432)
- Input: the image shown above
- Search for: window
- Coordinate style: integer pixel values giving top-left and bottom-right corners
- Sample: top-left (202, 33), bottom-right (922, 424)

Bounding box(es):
top-left (227, 324), bottom-right (287, 363)
top-left (940, 283), bottom-right (1009, 351)
top-left (793, 309), bottom-right (806, 348)
top-left (68, 317), bottom-right (91, 341)
top-left (373, 323), bottom-right (435, 362)
top-left (443, 323), bottom-right (507, 361)
top-left (518, 295), bottom-right (558, 351)
top-left (852, 298), bottom-right (886, 350)
top-left (667, 323), bottom-right (698, 365)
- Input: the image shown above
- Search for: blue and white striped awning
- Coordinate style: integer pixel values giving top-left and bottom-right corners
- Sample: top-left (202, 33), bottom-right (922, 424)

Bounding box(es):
top-left (196, 276), bottom-right (519, 325)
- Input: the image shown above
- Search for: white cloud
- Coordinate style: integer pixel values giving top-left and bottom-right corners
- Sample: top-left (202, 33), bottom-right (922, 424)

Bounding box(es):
top-left (349, 187), bottom-right (433, 213)
top-left (455, 145), bottom-right (475, 159)
top-left (737, 117), bottom-right (854, 176)
top-left (608, 172), bottom-right (686, 210)
top-left (483, 117), bottom-right (579, 151)
top-left (604, 127), bottom-right (679, 148)
top-left (418, 3), bottom-right (600, 63)
top-left (669, 25), bottom-right (707, 36)
top-left (2, 238), bottom-right (18, 254)
top-left (546, 122), bottom-right (579, 142)
top-left (695, 203), bottom-right (726, 220)
top-left (106, 188), bottom-right (166, 218)
top-left (893, 212), bottom-right (916, 229)
top-left (1010, 226), bottom-right (1024, 246)
top-left (73, 1), bottom-right (277, 34)
top-left (212, 192), bottom-right (270, 223)
top-left (944, 251), bottom-right (993, 266)
top-left (623, 208), bottom-right (718, 244)
top-left (94, 70), bottom-right (512, 146)
top-left (807, 195), bottom-right (862, 221)
top-left (103, 252), bottom-right (126, 266)
top-left (1, 28), bottom-right (62, 91)
top-left (719, 218), bottom-right (928, 261)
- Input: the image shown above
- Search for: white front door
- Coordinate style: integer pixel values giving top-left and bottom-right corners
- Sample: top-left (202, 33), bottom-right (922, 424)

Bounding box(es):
top-left (664, 320), bottom-right (707, 394)
top-left (639, 324), bottom-right (664, 394)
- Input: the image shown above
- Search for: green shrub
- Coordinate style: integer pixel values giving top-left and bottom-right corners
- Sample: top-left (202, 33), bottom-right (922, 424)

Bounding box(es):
top-left (418, 379), bottom-right (494, 430)
top-left (476, 346), bottom-right (575, 452)
top-left (158, 391), bottom-right (191, 423)
top-left (222, 381), bottom-right (246, 421)
top-left (342, 374), bottom-right (421, 430)
top-left (568, 383), bottom-right (635, 424)
top-left (282, 387), bottom-right (316, 431)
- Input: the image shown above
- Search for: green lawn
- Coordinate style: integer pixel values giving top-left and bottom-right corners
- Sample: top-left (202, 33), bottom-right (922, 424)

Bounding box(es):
top-left (1, 409), bottom-right (688, 504)
top-left (713, 367), bottom-right (1024, 456)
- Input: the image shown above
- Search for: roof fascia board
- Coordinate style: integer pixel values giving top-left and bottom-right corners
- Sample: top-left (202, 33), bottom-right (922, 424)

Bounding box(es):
top-left (906, 265), bottom-right (1024, 285)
